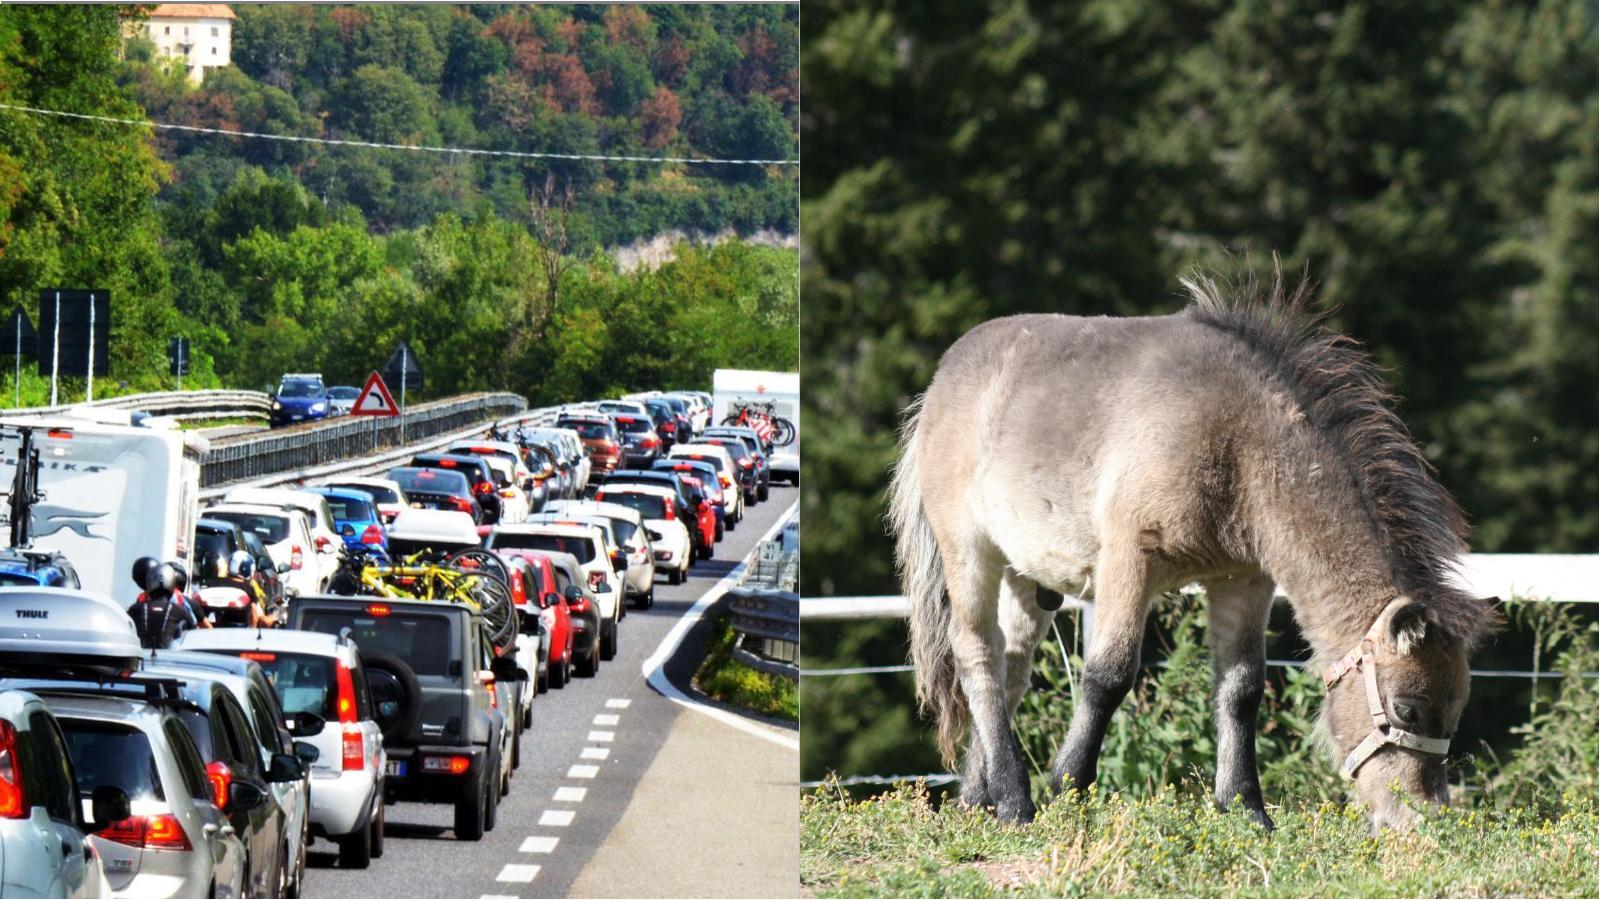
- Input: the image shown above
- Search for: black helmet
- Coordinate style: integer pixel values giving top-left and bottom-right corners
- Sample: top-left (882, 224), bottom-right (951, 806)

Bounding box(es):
top-left (131, 556), bottom-right (159, 590)
top-left (145, 562), bottom-right (181, 594)
top-left (168, 560), bottom-right (189, 592)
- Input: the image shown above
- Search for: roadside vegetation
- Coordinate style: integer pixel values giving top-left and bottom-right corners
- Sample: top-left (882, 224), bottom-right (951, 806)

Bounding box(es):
top-left (695, 613), bottom-right (797, 720)
top-left (0, 5), bottom-right (797, 406)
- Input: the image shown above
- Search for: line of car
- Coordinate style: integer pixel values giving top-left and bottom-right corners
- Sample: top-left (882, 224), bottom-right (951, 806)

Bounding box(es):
top-left (0, 387), bottom-right (791, 899)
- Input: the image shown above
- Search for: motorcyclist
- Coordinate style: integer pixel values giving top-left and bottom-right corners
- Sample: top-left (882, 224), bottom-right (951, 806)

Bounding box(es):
top-left (226, 550), bottom-right (280, 629)
top-left (127, 557), bottom-right (207, 648)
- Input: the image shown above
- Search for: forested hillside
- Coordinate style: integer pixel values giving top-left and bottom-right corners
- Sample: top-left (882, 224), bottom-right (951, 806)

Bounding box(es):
top-left (0, 4), bottom-right (797, 404)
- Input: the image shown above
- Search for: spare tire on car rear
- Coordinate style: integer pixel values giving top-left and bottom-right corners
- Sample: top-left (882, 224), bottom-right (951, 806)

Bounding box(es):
top-left (361, 651), bottom-right (422, 743)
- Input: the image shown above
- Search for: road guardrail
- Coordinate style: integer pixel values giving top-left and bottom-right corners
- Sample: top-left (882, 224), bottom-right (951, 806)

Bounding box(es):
top-left (729, 521), bottom-right (800, 679)
top-left (7, 388), bottom-right (272, 420)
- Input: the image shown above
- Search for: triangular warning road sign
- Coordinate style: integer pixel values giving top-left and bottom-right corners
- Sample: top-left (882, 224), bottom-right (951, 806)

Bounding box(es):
top-left (351, 371), bottom-right (399, 417)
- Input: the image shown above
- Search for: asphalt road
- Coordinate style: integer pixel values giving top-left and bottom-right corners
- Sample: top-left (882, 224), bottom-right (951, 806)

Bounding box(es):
top-left (302, 485), bottom-right (799, 899)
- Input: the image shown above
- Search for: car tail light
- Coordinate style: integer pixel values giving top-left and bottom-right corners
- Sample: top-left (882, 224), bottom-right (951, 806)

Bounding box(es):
top-left (0, 720), bottom-right (24, 818)
top-left (422, 755), bottom-right (471, 775)
top-left (661, 422), bottom-right (675, 433)
top-left (500, 489), bottom-right (516, 498)
top-left (99, 814), bottom-right (192, 851)
top-left (335, 660), bottom-right (359, 723)
top-left (479, 671), bottom-right (498, 708)
top-left (719, 474), bottom-right (733, 488)
top-left (342, 727), bottom-right (364, 771)
top-left (739, 458), bottom-right (753, 469)
top-left (366, 603), bottom-right (391, 617)
top-left (588, 571), bottom-right (605, 589)
top-left (360, 525), bottom-right (384, 545)
top-left (239, 651), bottom-right (276, 662)
top-left (642, 435), bottom-right (660, 449)
top-left (662, 501), bottom-right (675, 521)
top-left (290, 546), bottom-right (304, 570)
top-left (205, 760), bottom-right (232, 810)
top-left (315, 535), bottom-right (331, 551)
top-left (449, 496), bottom-right (475, 514)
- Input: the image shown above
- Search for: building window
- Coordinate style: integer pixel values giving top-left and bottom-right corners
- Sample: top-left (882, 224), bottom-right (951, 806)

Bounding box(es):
top-left (183, 27), bottom-right (188, 36)
top-left (163, 25), bottom-right (170, 34)
top-left (211, 26), bottom-right (218, 36)
top-left (212, 46), bottom-right (218, 55)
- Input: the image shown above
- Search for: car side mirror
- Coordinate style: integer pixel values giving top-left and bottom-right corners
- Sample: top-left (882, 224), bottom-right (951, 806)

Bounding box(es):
top-left (286, 711), bottom-right (325, 738)
top-left (564, 585), bottom-right (584, 603)
top-left (611, 550), bottom-right (626, 573)
top-left (293, 741), bottom-right (321, 766)
top-left (90, 785), bottom-right (131, 828)
top-left (542, 591), bottom-right (560, 610)
top-left (266, 752), bottom-right (305, 783)
top-left (229, 780), bottom-right (270, 811)
top-left (277, 561), bottom-right (291, 574)
top-left (490, 655), bottom-right (527, 682)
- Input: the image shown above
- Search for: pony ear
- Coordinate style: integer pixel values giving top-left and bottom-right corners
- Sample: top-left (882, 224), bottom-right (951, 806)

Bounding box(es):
top-left (1385, 601), bottom-right (1429, 655)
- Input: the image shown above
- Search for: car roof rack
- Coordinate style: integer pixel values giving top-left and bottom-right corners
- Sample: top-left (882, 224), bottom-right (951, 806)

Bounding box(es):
top-left (4, 671), bottom-right (201, 713)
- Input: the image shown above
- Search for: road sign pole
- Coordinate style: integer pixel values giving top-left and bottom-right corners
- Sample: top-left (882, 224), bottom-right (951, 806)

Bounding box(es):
top-left (49, 291), bottom-right (59, 407)
top-left (400, 351), bottom-right (407, 444)
top-left (12, 318), bottom-right (19, 408)
top-left (85, 292), bottom-right (94, 403)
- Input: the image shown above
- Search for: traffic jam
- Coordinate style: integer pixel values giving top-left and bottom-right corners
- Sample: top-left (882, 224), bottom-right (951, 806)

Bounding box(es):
top-left (0, 382), bottom-right (796, 899)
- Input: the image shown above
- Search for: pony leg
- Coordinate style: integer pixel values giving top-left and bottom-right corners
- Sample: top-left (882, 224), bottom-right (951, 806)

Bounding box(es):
top-left (959, 571), bottom-right (1048, 811)
top-left (1050, 544), bottom-right (1153, 794)
top-left (1202, 574), bottom-right (1275, 829)
top-left (946, 547), bottom-right (1034, 823)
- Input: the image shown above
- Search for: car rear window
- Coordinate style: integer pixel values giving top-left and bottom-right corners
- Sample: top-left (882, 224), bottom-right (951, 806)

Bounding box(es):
top-left (322, 495), bottom-right (374, 523)
top-left (596, 491), bottom-right (667, 520)
top-left (613, 417), bottom-right (652, 434)
top-left (194, 527), bottom-right (234, 561)
top-left (300, 609), bottom-right (454, 677)
top-left (226, 651), bottom-right (338, 719)
top-left (58, 720), bottom-right (164, 803)
top-left (562, 421), bottom-right (615, 441)
top-left (389, 467), bottom-right (470, 496)
top-left (490, 533), bottom-right (596, 564)
top-left (337, 484), bottom-right (399, 505)
top-left (209, 512), bottom-right (290, 545)
top-left (278, 381), bottom-right (323, 399)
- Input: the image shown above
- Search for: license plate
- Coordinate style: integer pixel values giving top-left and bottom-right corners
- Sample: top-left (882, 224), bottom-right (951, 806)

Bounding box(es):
top-left (386, 760), bottom-right (407, 777)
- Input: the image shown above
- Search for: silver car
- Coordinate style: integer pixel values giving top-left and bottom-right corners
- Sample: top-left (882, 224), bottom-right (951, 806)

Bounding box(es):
top-left (0, 689), bottom-right (118, 899)
top-left (32, 690), bottom-right (248, 899)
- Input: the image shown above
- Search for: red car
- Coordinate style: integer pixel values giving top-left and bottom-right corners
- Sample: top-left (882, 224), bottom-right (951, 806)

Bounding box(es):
top-left (497, 549), bottom-right (573, 691)
top-left (556, 415), bottom-right (623, 480)
top-left (656, 463), bottom-right (719, 553)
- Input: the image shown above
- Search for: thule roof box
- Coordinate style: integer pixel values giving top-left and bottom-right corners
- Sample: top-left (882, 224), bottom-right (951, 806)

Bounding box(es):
top-left (0, 587), bottom-right (143, 676)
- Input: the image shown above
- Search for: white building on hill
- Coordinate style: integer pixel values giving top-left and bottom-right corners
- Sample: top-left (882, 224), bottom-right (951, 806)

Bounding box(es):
top-left (138, 4), bottom-right (236, 84)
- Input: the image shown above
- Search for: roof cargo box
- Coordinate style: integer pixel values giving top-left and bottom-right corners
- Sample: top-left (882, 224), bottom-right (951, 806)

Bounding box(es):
top-left (0, 587), bottom-right (143, 675)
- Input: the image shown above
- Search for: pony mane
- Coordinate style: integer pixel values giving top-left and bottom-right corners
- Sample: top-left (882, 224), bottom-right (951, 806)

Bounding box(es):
top-left (1180, 265), bottom-right (1498, 647)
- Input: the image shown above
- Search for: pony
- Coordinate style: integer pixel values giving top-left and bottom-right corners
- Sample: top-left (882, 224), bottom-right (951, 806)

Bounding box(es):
top-left (889, 268), bottom-right (1500, 830)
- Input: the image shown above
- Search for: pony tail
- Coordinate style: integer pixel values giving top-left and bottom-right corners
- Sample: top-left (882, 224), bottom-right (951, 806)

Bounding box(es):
top-left (888, 395), bottom-right (966, 767)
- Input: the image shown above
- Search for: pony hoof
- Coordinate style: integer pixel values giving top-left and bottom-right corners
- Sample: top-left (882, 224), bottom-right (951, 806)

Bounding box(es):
top-left (995, 797), bottom-right (1036, 824)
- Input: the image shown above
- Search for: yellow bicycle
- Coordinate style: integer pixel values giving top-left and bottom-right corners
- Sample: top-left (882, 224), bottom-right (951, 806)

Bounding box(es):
top-left (330, 546), bottom-right (516, 648)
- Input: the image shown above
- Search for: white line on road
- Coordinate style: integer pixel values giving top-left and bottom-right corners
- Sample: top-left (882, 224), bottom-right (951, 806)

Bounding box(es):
top-left (593, 713), bottom-right (620, 726)
top-left (580, 746), bottom-right (610, 760)
top-left (519, 835), bottom-right (559, 854)
top-left (567, 764), bottom-right (599, 779)
top-left (495, 864), bottom-right (541, 883)
top-left (587, 730), bottom-right (615, 742)
top-left (605, 698), bottom-right (632, 709)
top-left (641, 502), bottom-right (800, 750)
top-left (539, 809), bottom-right (576, 827)
top-left (554, 786), bottom-right (587, 802)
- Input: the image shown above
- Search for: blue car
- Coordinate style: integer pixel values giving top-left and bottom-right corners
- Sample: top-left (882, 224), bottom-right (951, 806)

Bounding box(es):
top-left (270, 373), bottom-right (331, 427)
top-left (304, 487), bottom-right (388, 556)
top-left (0, 548), bottom-right (79, 588)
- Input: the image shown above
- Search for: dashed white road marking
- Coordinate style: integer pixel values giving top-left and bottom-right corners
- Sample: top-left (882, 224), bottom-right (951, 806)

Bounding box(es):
top-left (587, 730), bottom-right (615, 742)
top-left (481, 895), bottom-right (519, 899)
top-left (567, 764), bottom-right (599, 779)
top-left (593, 713), bottom-right (620, 726)
top-left (539, 809), bottom-right (576, 827)
top-left (580, 746), bottom-right (610, 760)
top-left (554, 786), bottom-right (587, 802)
top-left (605, 698), bottom-right (632, 709)
top-left (495, 863), bottom-right (540, 883)
top-left (519, 835), bottom-right (559, 854)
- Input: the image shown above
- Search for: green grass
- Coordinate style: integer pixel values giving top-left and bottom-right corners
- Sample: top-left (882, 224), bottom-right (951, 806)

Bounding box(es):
top-left (802, 782), bottom-right (1598, 898)
top-left (694, 613), bottom-right (799, 720)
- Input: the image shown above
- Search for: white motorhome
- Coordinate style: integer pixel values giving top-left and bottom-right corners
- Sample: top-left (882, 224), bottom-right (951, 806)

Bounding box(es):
top-left (0, 414), bottom-right (207, 604)
top-left (712, 368), bottom-right (799, 484)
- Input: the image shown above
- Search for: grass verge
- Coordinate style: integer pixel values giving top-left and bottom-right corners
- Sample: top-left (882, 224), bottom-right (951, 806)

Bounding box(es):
top-left (802, 782), bottom-right (1598, 898)
top-left (694, 612), bottom-right (798, 720)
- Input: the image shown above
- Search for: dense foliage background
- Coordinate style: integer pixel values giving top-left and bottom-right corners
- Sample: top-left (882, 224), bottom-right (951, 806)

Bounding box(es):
top-left (800, 0), bottom-right (1596, 788)
top-left (0, 4), bottom-right (797, 403)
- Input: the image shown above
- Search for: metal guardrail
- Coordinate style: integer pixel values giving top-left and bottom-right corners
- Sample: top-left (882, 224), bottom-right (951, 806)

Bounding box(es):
top-left (729, 523), bottom-right (800, 679)
top-left (201, 392), bottom-right (527, 488)
top-left (6, 388), bottom-right (271, 420)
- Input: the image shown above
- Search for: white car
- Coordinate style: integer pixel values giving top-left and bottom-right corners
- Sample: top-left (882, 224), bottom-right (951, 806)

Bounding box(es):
top-left (0, 690), bottom-right (115, 899)
top-left (592, 485), bottom-right (692, 586)
top-left (668, 443), bottom-right (744, 524)
top-left (201, 502), bottom-right (323, 597)
top-left (173, 628), bottom-right (388, 869)
top-left (319, 476), bottom-right (411, 525)
top-left (596, 399), bottom-right (651, 419)
top-left (527, 428), bottom-right (590, 495)
top-left (665, 391), bottom-right (711, 434)
top-left (221, 488), bottom-right (343, 587)
top-left (484, 523), bottom-right (622, 662)
top-left (534, 500), bottom-right (656, 606)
